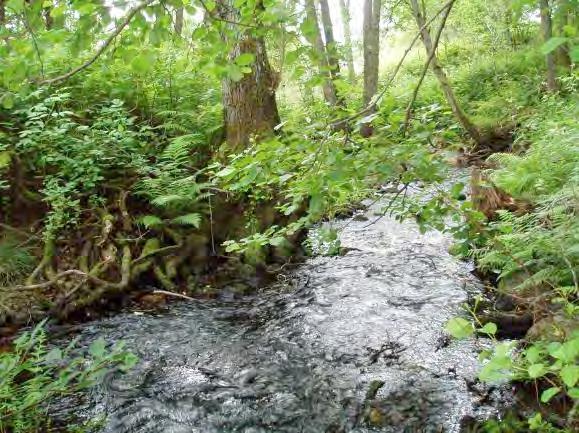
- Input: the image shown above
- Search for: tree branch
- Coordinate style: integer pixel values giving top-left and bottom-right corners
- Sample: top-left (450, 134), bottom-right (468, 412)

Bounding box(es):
top-left (330, 0), bottom-right (456, 130)
top-left (37, 0), bottom-right (155, 86)
top-left (402, 0), bottom-right (455, 135)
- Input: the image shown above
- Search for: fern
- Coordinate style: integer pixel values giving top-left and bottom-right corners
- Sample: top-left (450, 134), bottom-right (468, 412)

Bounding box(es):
top-left (0, 238), bottom-right (35, 286)
top-left (476, 98), bottom-right (579, 294)
top-left (138, 215), bottom-right (163, 229)
top-left (171, 213), bottom-right (202, 228)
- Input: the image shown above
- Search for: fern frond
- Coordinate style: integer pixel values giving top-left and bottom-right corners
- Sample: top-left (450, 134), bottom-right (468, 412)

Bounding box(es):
top-left (171, 213), bottom-right (202, 228)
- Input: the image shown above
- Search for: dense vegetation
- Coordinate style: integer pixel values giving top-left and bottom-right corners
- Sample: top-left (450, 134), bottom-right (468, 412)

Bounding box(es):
top-left (0, 0), bottom-right (577, 431)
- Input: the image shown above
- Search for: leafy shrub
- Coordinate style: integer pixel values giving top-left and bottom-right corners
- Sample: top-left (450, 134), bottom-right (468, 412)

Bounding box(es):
top-left (11, 90), bottom-right (153, 240)
top-left (0, 321), bottom-right (137, 433)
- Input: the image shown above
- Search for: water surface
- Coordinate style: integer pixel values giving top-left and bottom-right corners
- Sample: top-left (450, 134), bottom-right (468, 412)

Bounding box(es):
top-left (56, 193), bottom-right (509, 433)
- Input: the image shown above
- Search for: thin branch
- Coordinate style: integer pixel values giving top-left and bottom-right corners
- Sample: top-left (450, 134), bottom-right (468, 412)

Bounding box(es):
top-left (363, 183), bottom-right (409, 228)
top-left (131, 244), bottom-right (182, 266)
top-left (330, 0), bottom-right (456, 130)
top-left (37, 0), bottom-right (156, 86)
top-left (21, 11), bottom-right (45, 79)
top-left (402, 0), bottom-right (455, 135)
top-left (152, 289), bottom-right (196, 301)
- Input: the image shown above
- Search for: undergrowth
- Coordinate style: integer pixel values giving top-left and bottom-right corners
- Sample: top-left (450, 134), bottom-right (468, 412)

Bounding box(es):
top-left (0, 321), bottom-right (137, 433)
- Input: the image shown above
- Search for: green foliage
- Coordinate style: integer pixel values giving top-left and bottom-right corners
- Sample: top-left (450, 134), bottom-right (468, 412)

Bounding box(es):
top-left (475, 93), bottom-right (579, 291)
top-left (9, 90), bottom-right (152, 239)
top-left (304, 226), bottom-right (341, 257)
top-left (0, 237), bottom-right (35, 286)
top-left (136, 132), bottom-right (211, 229)
top-left (0, 321), bottom-right (137, 433)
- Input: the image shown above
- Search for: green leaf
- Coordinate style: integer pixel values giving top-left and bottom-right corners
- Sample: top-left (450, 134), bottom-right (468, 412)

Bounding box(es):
top-left (0, 151), bottom-right (11, 169)
top-left (525, 346), bottom-right (543, 364)
top-left (445, 317), bottom-right (474, 339)
top-left (6, 0), bottom-right (25, 13)
top-left (568, 387), bottom-right (579, 399)
top-left (528, 412), bottom-right (543, 429)
top-left (527, 363), bottom-right (546, 379)
top-left (216, 166), bottom-right (236, 177)
top-left (1, 92), bottom-right (14, 109)
top-left (131, 52), bottom-right (156, 73)
top-left (560, 365), bottom-right (579, 388)
top-left (478, 322), bottom-right (497, 336)
top-left (120, 353), bottom-right (139, 372)
top-left (540, 37), bottom-right (568, 55)
top-left (171, 213), bottom-right (202, 228)
top-left (540, 386), bottom-right (560, 403)
top-left (235, 53), bottom-right (255, 66)
top-left (269, 236), bottom-right (286, 247)
top-left (139, 215), bottom-right (163, 228)
top-left (550, 340), bottom-right (579, 363)
top-left (89, 338), bottom-right (106, 358)
top-left (227, 65), bottom-right (245, 82)
top-left (45, 348), bottom-right (62, 363)
top-left (570, 45), bottom-right (579, 63)
top-left (151, 194), bottom-right (184, 206)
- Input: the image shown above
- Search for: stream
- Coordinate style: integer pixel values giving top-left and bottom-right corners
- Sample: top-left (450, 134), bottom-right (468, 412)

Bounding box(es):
top-left (54, 188), bottom-right (511, 433)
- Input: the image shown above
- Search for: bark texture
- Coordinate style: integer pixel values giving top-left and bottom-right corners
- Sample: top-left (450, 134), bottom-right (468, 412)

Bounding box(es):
top-left (409, 0), bottom-right (482, 143)
top-left (319, 0), bottom-right (340, 81)
top-left (339, 0), bottom-right (355, 82)
top-left (304, 0), bottom-right (338, 105)
top-left (218, 1), bottom-right (280, 150)
top-left (175, 6), bottom-right (184, 35)
top-left (363, 0), bottom-right (381, 106)
top-left (43, 6), bottom-right (53, 30)
top-left (540, 0), bottom-right (557, 91)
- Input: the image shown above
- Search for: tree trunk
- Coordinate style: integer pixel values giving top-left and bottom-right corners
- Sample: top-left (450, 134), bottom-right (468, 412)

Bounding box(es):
top-left (554, 0), bottom-right (571, 69)
top-left (409, 0), bottom-right (482, 143)
top-left (540, 0), bottom-right (557, 91)
top-left (217, 1), bottom-right (281, 151)
top-left (304, 0), bottom-right (338, 105)
top-left (43, 6), bottom-right (53, 30)
top-left (0, 0), bottom-right (5, 25)
top-left (175, 6), bottom-right (184, 35)
top-left (318, 0), bottom-right (340, 81)
top-left (363, 0), bottom-right (380, 107)
top-left (339, 0), bottom-right (355, 82)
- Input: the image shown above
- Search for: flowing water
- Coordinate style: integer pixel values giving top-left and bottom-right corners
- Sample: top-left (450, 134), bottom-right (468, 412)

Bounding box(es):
top-left (54, 190), bottom-right (510, 433)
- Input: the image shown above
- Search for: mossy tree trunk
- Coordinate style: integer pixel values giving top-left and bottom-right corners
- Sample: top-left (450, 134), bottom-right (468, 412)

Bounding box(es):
top-left (217, 0), bottom-right (281, 151)
top-left (540, 0), bottom-right (558, 91)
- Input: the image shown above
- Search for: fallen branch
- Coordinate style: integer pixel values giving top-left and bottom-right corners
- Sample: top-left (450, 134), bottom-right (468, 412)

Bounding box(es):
top-left (37, 0), bottom-right (155, 85)
top-left (152, 290), bottom-right (196, 301)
